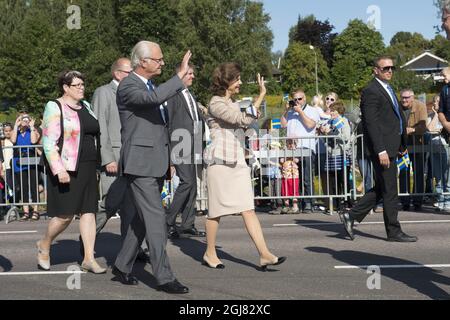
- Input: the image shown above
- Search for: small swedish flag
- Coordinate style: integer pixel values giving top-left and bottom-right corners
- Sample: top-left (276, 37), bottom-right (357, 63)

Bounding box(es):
top-left (330, 116), bottom-right (345, 129)
top-left (396, 153), bottom-right (410, 171)
top-left (271, 118), bottom-right (281, 129)
top-left (161, 184), bottom-right (170, 200)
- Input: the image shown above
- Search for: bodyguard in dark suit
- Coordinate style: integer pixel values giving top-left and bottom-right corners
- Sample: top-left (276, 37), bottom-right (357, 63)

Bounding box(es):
top-left (165, 64), bottom-right (206, 239)
top-left (339, 56), bottom-right (418, 242)
top-left (112, 40), bottom-right (192, 294)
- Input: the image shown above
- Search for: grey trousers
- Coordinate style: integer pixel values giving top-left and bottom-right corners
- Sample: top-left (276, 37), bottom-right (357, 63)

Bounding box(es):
top-left (114, 175), bottom-right (175, 285)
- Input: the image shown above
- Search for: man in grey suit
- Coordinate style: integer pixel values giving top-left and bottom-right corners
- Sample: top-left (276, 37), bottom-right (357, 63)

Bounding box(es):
top-left (91, 58), bottom-right (131, 230)
top-left (166, 64), bottom-right (206, 239)
top-left (112, 40), bottom-right (191, 294)
top-left (87, 58), bottom-right (150, 262)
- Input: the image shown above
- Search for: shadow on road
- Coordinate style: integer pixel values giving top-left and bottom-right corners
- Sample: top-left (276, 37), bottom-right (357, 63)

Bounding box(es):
top-left (0, 255), bottom-right (13, 272)
top-left (306, 246), bottom-right (450, 299)
top-left (169, 236), bottom-right (261, 271)
top-left (294, 219), bottom-right (387, 241)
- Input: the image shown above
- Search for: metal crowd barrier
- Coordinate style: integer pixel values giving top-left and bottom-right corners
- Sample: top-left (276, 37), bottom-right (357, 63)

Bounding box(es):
top-left (3, 132), bottom-right (450, 224)
top-left (1, 144), bottom-right (47, 223)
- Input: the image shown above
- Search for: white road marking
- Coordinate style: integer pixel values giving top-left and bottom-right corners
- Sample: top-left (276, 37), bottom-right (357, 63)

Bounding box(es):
top-left (0, 231), bottom-right (38, 234)
top-left (273, 220), bottom-right (450, 227)
top-left (0, 271), bottom-right (86, 276)
top-left (335, 264), bottom-right (450, 270)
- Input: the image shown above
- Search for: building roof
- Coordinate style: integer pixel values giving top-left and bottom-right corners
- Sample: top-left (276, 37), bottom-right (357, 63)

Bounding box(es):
top-left (401, 51), bottom-right (448, 72)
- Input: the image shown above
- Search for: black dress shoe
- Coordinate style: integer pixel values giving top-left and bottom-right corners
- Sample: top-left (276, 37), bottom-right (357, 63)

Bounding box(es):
top-left (387, 232), bottom-right (418, 242)
top-left (339, 211), bottom-right (355, 240)
top-left (167, 226), bottom-right (180, 239)
top-left (111, 266), bottom-right (138, 285)
top-left (135, 248), bottom-right (151, 263)
top-left (179, 227), bottom-right (206, 237)
top-left (157, 279), bottom-right (189, 294)
top-left (260, 256), bottom-right (287, 271)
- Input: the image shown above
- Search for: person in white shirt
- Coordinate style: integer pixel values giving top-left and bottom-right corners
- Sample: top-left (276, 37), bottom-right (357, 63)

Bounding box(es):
top-left (427, 95), bottom-right (450, 211)
top-left (281, 89), bottom-right (320, 212)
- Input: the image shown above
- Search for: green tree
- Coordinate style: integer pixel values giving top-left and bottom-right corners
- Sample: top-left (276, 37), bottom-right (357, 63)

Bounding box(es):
top-left (0, 0), bottom-right (121, 115)
top-left (117, 0), bottom-right (178, 56)
top-left (386, 32), bottom-right (431, 66)
top-left (431, 34), bottom-right (450, 60)
top-left (174, 0), bottom-right (273, 103)
top-left (331, 19), bottom-right (385, 98)
top-left (289, 14), bottom-right (337, 67)
top-left (280, 42), bottom-right (329, 97)
top-left (390, 69), bottom-right (434, 94)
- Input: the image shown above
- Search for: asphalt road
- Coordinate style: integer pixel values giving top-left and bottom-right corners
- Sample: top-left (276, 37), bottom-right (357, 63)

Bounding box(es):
top-left (1, 207), bottom-right (449, 301)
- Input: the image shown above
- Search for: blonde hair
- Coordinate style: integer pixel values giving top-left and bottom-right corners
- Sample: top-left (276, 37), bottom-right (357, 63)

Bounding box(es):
top-left (442, 67), bottom-right (450, 78)
top-left (311, 94), bottom-right (325, 110)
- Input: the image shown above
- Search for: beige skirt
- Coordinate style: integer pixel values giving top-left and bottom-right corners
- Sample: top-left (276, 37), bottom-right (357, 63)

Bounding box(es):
top-left (206, 163), bottom-right (254, 218)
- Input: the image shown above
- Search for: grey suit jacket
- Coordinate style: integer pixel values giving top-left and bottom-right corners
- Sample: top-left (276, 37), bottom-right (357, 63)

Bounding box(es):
top-left (116, 72), bottom-right (184, 177)
top-left (91, 80), bottom-right (122, 167)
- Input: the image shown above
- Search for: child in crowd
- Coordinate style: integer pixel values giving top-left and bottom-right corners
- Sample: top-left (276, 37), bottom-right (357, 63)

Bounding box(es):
top-left (260, 118), bottom-right (283, 214)
top-left (280, 139), bottom-right (300, 214)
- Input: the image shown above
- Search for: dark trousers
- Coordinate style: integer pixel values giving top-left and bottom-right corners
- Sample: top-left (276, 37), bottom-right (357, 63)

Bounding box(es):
top-left (166, 164), bottom-right (197, 231)
top-left (349, 156), bottom-right (402, 237)
top-left (299, 152), bottom-right (315, 208)
top-left (399, 152), bottom-right (425, 207)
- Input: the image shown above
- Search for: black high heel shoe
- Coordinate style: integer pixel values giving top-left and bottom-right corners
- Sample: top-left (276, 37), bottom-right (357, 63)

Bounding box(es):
top-left (202, 256), bottom-right (225, 269)
top-left (260, 256), bottom-right (287, 271)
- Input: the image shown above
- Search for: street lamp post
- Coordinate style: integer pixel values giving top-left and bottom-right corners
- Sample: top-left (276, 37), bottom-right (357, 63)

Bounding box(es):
top-left (309, 45), bottom-right (319, 96)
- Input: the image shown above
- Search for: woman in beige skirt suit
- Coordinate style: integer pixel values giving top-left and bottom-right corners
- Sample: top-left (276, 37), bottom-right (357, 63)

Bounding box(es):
top-left (202, 62), bottom-right (286, 271)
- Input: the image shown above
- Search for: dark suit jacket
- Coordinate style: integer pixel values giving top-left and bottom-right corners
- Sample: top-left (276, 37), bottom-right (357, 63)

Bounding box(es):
top-left (166, 90), bottom-right (205, 163)
top-left (116, 72), bottom-right (184, 177)
top-left (360, 79), bottom-right (407, 158)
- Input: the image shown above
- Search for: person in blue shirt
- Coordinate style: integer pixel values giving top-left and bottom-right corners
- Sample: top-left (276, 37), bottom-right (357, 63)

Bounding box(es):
top-left (10, 113), bottom-right (40, 221)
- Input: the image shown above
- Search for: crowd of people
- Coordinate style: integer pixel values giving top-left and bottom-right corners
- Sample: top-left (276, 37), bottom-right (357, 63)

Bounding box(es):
top-left (252, 79), bottom-right (450, 216)
top-left (0, 113), bottom-right (44, 221)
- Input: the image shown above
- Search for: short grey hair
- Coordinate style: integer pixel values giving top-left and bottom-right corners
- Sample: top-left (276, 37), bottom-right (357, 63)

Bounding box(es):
top-left (111, 57), bottom-right (131, 75)
top-left (130, 41), bottom-right (158, 69)
top-left (400, 88), bottom-right (415, 96)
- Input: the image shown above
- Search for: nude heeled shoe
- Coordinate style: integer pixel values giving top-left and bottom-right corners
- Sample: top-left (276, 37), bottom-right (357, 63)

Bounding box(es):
top-left (36, 240), bottom-right (50, 271)
top-left (260, 256), bottom-right (287, 271)
top-left (81, 260), bottom-right (107, 274)
top-left (202, 255), bottom-right (225, 269)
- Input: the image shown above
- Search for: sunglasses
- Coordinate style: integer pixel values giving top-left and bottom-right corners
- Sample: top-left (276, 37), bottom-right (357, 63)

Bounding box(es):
top-left (378, 65), bottom-right (396, 72)
top-left (401, 95), bottom-right (412, 100)
top-left (293, 97), bottom-right (304, 101)
top-left (326, 97), bottom-right (335, 102)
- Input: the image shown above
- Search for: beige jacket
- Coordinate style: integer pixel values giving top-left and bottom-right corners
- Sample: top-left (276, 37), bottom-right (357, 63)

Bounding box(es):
top-left (204, 96), bottom-right (257, 164)
top-left (405, 99), bottom-right (427, 146)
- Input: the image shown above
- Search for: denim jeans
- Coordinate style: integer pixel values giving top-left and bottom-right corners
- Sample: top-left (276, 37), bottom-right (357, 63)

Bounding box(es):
top-left (358, 158), bottom-right (373, 193)
top-left (431, 149), bottom-right (450, 209)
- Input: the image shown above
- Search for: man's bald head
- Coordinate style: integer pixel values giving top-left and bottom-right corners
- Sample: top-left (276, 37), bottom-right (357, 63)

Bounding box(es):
top-left (111, 57), bottom-right (132, 82)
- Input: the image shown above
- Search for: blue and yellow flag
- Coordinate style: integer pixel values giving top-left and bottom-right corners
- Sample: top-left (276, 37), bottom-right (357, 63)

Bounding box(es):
top-left (330, 116), bottom-right (345, 129)
top-left (161, 184), bottom-right (170, 200)
top-left (396, 153), bottom-right (410, 171)
top-left (271, 118), bottom-right (281, 129)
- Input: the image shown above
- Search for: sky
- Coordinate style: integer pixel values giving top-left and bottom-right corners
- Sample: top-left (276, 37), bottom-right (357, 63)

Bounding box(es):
top-left (261, 0), bottom-right (443, 53)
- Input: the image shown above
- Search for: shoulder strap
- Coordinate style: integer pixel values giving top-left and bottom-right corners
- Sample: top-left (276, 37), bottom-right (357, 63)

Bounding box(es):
top-left (52, 99), bottom-right (64, 153)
